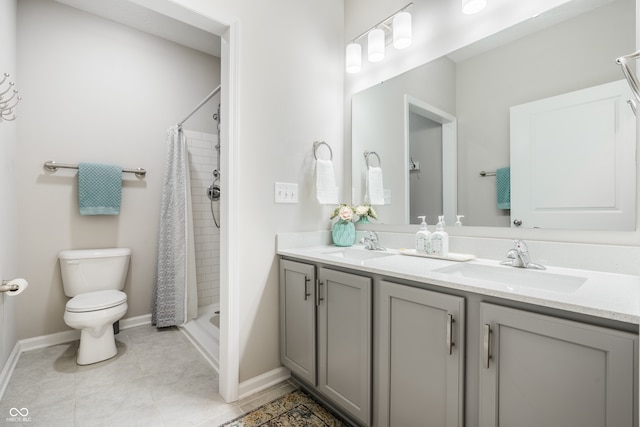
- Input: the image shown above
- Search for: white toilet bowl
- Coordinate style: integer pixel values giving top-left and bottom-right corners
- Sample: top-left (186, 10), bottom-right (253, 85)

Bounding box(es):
top-left (63, 290), bottom-right (128, 365)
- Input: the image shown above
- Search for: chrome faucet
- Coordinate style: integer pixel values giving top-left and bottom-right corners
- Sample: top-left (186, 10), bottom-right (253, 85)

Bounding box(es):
top-left (500, 239), bottom-right (545, 270)
top-left (359, 230), bottom-right (386, 251)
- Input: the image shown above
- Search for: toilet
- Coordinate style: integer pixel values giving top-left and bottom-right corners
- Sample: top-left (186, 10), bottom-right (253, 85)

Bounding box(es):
top-left (59, 248), bottom-right (131, 365)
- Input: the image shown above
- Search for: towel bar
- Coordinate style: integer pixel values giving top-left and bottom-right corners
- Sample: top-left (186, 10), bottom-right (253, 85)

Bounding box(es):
top-left (44, 161), bottom-right (146, 178)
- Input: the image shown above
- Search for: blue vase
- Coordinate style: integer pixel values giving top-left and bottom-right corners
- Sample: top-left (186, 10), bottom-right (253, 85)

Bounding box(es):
top-left (332, 220), bottom-right (356, 247)
top-left (356, 216), bottom-right (370, 224)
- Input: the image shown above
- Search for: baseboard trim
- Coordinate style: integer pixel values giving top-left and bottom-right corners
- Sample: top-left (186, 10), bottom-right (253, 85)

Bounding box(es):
top-left (0, 342), bottom-right (22, 401)
top-left (120, 313), bottom-right (152, 330)
top-left (238, 366), bottom-right (291, 401)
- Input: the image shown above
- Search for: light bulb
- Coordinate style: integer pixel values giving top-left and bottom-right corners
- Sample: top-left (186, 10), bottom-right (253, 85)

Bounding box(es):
top-left (345, 43), bottom-right (362, 74)
top-left (393, 11), bottom-right (412, 49)
top-left (368, 28), bottom-right (385, 63)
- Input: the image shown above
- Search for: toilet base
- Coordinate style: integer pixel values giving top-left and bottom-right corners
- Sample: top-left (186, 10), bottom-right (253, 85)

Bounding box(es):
top-left (77, 326), bottom-right (118, 365)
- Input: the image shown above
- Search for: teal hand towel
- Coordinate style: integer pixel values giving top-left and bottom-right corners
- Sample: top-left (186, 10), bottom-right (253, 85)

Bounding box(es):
top-left (496, 167), bottom-right (511, 210)
top-left (78, 163), bottom-right (122, 215)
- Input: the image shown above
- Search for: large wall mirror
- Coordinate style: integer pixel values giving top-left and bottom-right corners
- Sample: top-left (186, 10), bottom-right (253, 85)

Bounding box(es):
top-left (352, 0), bottom-right (637, 231)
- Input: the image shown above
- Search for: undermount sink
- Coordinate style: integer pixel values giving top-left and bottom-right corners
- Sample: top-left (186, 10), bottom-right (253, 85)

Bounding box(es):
top-left (324, 247), bottom-right (396, 262)
top-left (433, 263), bottom-right (587, 293)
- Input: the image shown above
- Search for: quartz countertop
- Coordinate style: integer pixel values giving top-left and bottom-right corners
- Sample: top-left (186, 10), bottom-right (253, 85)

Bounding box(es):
top-left (278, 245), bottom-right (640, 324)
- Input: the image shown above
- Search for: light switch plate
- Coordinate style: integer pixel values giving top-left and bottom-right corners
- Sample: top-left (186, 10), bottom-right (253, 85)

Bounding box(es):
top-left (275, 182), bottom-right (298, 203)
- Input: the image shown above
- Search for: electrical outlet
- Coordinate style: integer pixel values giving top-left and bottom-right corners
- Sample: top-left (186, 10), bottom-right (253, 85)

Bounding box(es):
top-left (275, 182), bottom-right (298, 203)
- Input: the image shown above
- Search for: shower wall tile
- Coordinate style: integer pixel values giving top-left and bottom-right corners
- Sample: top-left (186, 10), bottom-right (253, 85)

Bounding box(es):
top-left (185, 130), bottom-right (220, 307)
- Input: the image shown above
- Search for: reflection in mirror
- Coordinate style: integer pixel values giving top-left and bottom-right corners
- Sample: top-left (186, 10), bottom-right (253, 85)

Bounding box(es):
top-left (351, 0), bottom-right (636, 230)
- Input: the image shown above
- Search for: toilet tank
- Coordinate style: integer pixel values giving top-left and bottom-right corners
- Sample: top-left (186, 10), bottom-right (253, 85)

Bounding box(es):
top-left (59, 248), bottom-right (131, 297)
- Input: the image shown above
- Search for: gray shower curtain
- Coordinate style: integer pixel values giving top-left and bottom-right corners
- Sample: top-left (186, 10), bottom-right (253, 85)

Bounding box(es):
top-left (152, 125), bottom-right (197, 327)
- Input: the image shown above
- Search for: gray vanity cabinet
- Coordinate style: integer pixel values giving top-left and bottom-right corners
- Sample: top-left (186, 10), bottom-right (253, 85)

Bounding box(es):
top-left (376, 280), bottom-right (465, 427)
top-left (317, 267), bottom-right (372, 426)
top-left (279, 259), bottom-right (316, 385)
top-left (279, 260), bottom-right (372, 426)
top-left (479, 303), bottom-right (638, 427)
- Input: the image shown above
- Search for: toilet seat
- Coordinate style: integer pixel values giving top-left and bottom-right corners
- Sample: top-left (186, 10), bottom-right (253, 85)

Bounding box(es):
top-left (66, 290), bottom-right (127, 313)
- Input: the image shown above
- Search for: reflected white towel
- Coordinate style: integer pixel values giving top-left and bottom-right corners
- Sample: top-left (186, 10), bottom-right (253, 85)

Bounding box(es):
top-left (316, 159), bottom-right (338, 204)
top-left (367, 166), bottom-right (385, 205)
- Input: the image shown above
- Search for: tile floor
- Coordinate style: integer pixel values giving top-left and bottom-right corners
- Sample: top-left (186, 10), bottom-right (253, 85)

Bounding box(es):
top-left (0, 325), bottom-right (296, 426)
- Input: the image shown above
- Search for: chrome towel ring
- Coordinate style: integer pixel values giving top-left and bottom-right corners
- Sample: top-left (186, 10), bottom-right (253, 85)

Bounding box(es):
top-left (313, 141), bottom-right (333, 160)
top-left (364, 150), bottom-right (381, 167)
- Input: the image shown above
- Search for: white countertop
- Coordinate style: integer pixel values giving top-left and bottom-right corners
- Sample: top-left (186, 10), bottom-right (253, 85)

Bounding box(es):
top-left (278, 245), bottom-right (640, 324)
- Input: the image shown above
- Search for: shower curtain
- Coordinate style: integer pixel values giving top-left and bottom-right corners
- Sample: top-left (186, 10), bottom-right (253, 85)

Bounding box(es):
top-left (152, 125), bottom-right (198, 327)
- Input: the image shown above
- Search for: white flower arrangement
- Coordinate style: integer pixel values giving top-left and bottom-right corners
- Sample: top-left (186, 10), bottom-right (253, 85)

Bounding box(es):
top-left (330, 204), bottom-right (354, 222)
top-left (355, 204), bottom-right (377, 221)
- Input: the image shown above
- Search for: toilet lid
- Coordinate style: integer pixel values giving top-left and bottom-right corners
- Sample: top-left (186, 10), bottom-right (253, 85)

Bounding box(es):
top-left (66, 290), bottom-right (127, 313)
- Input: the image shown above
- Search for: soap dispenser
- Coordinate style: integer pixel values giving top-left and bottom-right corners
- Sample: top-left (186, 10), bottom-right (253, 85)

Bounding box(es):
top-left (415, 216), bottom-right (431, 254)
top-left (431, 215), bottom-right (449, 257)
top-left (455, 215), bottom-right (464, 226)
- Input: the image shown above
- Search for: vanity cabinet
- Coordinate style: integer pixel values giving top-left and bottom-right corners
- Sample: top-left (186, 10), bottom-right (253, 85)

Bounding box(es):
top-left (376, 280), bottom-right (465, 427)
top-left (279, 259), bottom-right (316, 385)
top-left (279, 260), bottom-right (372, 426)
top-left (479, 303), bottom-right (638, 427)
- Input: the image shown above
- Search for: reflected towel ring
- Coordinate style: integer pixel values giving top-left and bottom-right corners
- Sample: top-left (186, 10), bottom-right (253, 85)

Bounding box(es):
top-left (313, 141), bottom-right (333, 160)
top-left (364, 150), bottom-right (381, 167)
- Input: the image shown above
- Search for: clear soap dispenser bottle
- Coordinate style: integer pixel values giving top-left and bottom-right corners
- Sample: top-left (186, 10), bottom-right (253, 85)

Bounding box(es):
top-left (431, 215), bottom-right (449, 257)
top-left (415, 216), bottom-right (431, 254)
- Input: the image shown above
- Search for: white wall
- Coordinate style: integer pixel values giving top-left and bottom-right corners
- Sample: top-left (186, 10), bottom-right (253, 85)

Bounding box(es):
top-left (171, 0), bottom-right (345, 382)
top-left (15, 0), bottom-right (220, 339)
top-left (0, 0), bottom-right (18, 368)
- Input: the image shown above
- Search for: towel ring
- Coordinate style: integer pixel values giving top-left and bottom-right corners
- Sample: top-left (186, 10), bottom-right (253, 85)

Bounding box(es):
top-left (364, 151), bottom-right (381, 167)
top-left (313, 141), bottom-right (333, 161)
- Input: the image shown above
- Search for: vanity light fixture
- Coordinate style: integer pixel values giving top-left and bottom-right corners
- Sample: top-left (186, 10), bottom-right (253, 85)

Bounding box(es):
top-left (368, 28), bottom-right (385, 62)
top-left (346, 43), bottom-right (362, 74)
top-left (344, 3), bottom-right (413, 73)
top-left (462, 0), bottom-right (487, 15)
top-left (393, 11), bottom-right (412, 49)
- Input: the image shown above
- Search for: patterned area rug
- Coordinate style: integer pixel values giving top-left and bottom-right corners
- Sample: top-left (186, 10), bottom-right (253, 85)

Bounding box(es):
top-left (223, 389), bottom-right (347, 426)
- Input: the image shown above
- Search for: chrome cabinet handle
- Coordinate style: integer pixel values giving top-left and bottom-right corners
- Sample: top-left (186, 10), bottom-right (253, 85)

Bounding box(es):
top-left (483, 324), bottom-right (492, 369)
top-left (303, 276), bottom-right (311, 301)
top-left (446, 314), bottom-right (455, 355)
top-left (315, 279), bottom-right (324, 306)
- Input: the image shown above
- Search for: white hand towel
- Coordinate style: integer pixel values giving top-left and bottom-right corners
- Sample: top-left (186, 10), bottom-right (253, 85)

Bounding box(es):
top-left (367, 166), bottom-right (385, 205)
top-left (316, 159), bottom-right (338, 204)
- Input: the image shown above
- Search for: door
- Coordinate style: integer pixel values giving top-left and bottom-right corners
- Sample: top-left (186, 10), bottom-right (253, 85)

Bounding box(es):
top-left (510, 79), bottom-right (636, 230)
top-left (279, 259), bottom-right (316, 385)
top-left (317, 267), bottom-right (371, 426)
top-left (377, 281), bottom-right (465, 427)
top-left (480, 303), bottom-right (638, 427)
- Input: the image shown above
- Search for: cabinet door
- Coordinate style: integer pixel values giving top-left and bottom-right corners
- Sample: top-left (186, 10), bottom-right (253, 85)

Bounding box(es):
top-left (377, 281), bottom-right (465, 427)
top-left (279, 259), bottom-right (316, 385)
top-left (317, 267), bottom-right (372, 426)
top-left (480, 303), bottom-right (638, 427)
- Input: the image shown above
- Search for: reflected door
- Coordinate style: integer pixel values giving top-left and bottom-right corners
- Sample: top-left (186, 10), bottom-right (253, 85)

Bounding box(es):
top-left (510, 79), bottom-right (636, 230)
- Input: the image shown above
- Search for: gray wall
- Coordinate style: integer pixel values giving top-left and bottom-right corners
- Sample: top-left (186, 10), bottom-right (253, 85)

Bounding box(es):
top-left (15, 0), bottom-right (220, 339)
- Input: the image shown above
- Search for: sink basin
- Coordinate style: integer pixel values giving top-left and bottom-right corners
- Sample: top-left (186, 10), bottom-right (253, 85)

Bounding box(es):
top-left (324, 248), bottom-right (396, 262)
top-left (433, 263), bottom-right (587, 293)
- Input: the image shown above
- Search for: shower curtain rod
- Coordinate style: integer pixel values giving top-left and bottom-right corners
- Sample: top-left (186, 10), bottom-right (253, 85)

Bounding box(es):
top-left (177, 84), bottom-right (221, 127)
